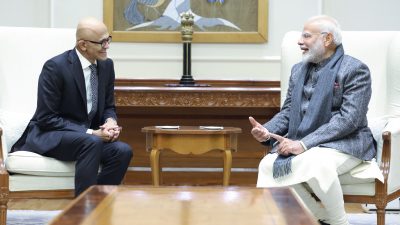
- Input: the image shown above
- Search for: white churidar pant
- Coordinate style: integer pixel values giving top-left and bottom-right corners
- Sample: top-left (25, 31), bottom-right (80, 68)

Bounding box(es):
top-left (257, 147), bottom-right (362, 225)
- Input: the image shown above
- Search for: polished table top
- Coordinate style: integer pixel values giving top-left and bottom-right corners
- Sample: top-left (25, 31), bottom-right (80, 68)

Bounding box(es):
top-left (141, 126), bottom-right (242, 134)
top-left (49, 185), bottom-right (318, 225)
top-left (141, 125), bottom-right (241, 154)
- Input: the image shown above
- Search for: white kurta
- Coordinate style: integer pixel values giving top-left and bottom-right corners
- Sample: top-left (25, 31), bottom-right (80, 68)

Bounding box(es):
top-left (257, 147), bottom-right (383, 193)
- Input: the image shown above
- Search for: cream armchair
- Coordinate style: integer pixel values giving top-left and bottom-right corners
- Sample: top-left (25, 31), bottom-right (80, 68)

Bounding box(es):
top-left (280, 31), bottom-right (400, 225)
top-left (0, 27), bottom-right (77, 224)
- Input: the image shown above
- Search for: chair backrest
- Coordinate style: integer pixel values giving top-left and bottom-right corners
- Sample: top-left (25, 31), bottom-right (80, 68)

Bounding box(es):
top-left (0, 27), bottom-right (76, 158)
top-left (280, 31), bottom-right (400, 119)
top-left (386, 33), bottom-right (400, 116)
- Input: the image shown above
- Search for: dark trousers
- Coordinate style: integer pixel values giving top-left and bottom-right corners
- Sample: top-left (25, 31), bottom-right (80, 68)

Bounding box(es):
top-left (44, 131), bottom-right (133, 196)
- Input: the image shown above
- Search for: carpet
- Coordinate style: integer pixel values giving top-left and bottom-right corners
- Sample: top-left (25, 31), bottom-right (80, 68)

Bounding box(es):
top-left (348, 213), bottom-right (400, 225)
top-left (5, 210), bottom-right (400, 225)
top-left (7, 210), bottom-right (61, 225)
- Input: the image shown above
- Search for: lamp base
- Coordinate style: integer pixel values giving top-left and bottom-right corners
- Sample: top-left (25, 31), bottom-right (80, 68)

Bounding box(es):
top-left (179, 74), bottom-right (195, 85)
top-left (165, 83), bottom-right (211, 87)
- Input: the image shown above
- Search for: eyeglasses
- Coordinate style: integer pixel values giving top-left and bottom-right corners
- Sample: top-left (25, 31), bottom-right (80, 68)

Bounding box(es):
top-left (83, 36), bottom-right (112, 48)
top-left (300, 32), bottom-right (327, 39)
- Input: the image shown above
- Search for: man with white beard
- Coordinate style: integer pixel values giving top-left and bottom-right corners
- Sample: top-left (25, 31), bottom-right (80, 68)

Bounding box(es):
top-left (249, 15), bottom-right (377, 225)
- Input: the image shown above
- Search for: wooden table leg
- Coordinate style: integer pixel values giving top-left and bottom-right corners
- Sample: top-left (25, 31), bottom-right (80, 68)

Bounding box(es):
top-left (222, 150), bottom-right (232, 186)
top-left (150, 149), bottom-right (161, 186)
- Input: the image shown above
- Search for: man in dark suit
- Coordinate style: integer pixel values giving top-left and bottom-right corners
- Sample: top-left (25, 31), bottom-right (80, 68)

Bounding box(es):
top-left (12, 17), bottom-right (133, 196)
top-left (250, 15), bottom-right (378, 225)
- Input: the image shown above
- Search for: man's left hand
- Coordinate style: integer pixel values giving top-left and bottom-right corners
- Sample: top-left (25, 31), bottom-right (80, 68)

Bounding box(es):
top-left (100, 118), bottom-right (121, 142)
top-left (269, 133), bottom-right (305, 156)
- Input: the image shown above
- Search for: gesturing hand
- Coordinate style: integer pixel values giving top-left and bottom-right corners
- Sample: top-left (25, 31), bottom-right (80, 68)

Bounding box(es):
top-left (269, 133), bottom-right (305, 156)
top-left (249, 116), bottom-right (270, 142)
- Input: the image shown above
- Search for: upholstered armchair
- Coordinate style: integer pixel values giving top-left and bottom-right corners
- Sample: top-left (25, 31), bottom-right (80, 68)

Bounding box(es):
top-left (0, 27), bottom-right (77, 224)
top-left (280, 31), bottom-right (400, 225)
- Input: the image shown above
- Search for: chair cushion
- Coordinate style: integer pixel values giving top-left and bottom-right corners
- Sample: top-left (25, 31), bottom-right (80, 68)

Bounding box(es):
top-left (339, 172), bottom-right (375, 185)
top-left (341, 183), bottom-right (375, 196)
top-left (0, 109), bottom-right (32, 158)
top-left (5, 151), bottom-right (75, 176)
top-left (1, 109), bottom-right (75, 177)
top-left (9, 175), bottom-right (74, 191)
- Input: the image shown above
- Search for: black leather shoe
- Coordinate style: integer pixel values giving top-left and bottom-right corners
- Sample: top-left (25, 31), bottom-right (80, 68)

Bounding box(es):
top-left (318, 220), bottom-right (330, 225)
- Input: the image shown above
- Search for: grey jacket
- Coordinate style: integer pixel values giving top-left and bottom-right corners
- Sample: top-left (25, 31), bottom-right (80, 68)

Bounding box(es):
top-left (264, 55), bottom-right (376, 161)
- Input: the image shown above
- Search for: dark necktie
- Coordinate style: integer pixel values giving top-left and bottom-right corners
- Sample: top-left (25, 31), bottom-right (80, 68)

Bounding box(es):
top-left (88, 64), bottom-right (98, 120)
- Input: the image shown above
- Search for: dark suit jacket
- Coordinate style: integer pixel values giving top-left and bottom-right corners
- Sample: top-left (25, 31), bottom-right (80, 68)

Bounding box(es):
top-left (12, 49), bottom-right (117, 154)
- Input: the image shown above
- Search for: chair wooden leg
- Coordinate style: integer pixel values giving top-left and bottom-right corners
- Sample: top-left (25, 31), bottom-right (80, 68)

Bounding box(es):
top-left (0, 201), bottom-right (7, 225)
top-left (0, 175), bottom-right (9, 225)
top-left (376, 207), bottom-right (385, 225)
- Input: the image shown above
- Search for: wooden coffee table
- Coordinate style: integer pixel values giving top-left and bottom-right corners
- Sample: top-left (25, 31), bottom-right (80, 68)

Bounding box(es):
top-left (141, 126), bottom-right (242, 186)
top-left (49, 185), bottom-right (319, 225)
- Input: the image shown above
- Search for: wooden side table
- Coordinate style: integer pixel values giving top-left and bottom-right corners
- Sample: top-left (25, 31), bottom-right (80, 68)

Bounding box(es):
top-left (141, 126), bottom-right (242, 186)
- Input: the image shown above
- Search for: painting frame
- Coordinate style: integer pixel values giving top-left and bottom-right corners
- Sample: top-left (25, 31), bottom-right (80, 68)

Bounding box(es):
top-left (103, 0), bottom-right (268, 43)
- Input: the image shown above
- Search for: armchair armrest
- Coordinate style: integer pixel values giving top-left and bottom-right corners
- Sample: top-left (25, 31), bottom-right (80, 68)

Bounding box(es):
top-left (0, 158), bottom-right (9, 189)
top-left (381, 117), bottom-right (400, 194)
top-left (0, 126), bottom-right (9, 185)
top-left (380, 131), bottom-right (391, 183)
top-left (0, 128), bottom-right (10, 216)
top-left (0, 127), bottom-right (9, 186)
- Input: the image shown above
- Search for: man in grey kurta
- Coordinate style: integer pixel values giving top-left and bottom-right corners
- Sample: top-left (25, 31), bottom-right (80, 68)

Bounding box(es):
top-left (250, 16), bottom-right (376, 225)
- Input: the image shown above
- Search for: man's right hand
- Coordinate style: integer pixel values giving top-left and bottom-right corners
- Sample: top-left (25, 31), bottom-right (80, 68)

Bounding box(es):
top-left (92, 128), bottom-right (116, 142)
top-left (249, 116), bottom-right (270, 142)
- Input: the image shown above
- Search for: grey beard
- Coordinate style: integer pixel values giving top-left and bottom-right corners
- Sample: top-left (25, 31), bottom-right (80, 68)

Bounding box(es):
top-left (302, 40), bottom-right (325, 63)
top-left (302, 50), bottom-right (324, 63)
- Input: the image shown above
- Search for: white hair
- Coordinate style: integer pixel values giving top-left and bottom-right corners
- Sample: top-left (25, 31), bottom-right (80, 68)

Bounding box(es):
top-left (306, 15), bottom-right (342, 46)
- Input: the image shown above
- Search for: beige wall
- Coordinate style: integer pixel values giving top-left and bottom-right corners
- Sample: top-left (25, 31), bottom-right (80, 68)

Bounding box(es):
top-left (1, 0), bottom-right (399, 81)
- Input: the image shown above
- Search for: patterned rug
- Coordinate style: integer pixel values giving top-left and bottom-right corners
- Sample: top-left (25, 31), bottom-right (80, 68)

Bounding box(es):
top-left (6, 210), bottom-right (400, 225)
top-left (348, 213), bottom-right (400, 225)
top-left (7, 210), bottom-right (61, 225)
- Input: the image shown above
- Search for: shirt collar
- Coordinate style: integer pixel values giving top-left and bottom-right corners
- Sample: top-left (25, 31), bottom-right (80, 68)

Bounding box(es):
top-left (75, 48), bottom-right (96, 69)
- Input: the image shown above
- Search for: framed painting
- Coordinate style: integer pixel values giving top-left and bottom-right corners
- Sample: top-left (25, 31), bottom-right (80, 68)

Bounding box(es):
top-left (103, 0), bottom-right (268, 43)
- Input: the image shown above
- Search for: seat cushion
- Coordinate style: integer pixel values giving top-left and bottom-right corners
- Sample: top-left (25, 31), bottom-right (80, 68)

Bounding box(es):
top-left (341, 183), bottom-right (375, 196)
top-left (0, 109), bottom-right (32, 158)
top-left (1, 109), bottom-right (75, 177)
top-left (5, 151), bottom-right (75, 176)
top-left (9, 175), bottom-right (74, 191)
top-left (339, 172), bottom-right (375, 185)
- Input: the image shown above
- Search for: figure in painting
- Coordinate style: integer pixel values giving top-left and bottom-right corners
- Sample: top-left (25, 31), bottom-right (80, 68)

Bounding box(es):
top-left (124, 0), bottom-right (240, 31)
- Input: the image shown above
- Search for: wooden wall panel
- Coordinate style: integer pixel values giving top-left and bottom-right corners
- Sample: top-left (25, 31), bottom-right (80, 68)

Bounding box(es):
top-left (115, 79), bottom-right (280, 186)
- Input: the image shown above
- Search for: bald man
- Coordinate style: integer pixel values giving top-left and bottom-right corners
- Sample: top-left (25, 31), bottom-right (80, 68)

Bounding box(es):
top-left (12, 17), bottom-right (133, 196)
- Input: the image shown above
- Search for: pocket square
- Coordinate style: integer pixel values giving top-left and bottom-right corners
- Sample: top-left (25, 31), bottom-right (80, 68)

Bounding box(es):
top-left (334, 82), bottom-right (340, 89)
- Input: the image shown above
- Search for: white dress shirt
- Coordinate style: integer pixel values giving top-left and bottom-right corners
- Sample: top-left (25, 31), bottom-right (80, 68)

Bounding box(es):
top-left (75, 49), bottom-right (97, 134)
